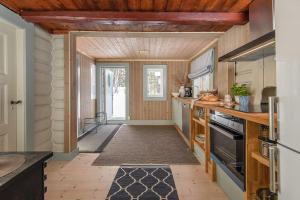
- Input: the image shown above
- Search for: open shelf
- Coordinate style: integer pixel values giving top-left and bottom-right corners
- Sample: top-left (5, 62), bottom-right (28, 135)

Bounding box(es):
top-left (194, 139), bottom-right (205, 151)
top-left (192, 117), bottom-right (205, 126)
top-left (251, 151), bottom-right (270, 167)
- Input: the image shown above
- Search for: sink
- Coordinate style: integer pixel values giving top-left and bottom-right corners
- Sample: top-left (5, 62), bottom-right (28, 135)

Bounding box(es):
top-left (0, 154), bottom-right (25, 178)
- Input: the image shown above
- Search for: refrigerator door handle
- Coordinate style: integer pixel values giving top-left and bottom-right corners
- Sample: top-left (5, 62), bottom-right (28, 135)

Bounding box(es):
top-left (269, 96), bottom-right (278, 141)
top-left (269, 145), bottom-right (278, 193)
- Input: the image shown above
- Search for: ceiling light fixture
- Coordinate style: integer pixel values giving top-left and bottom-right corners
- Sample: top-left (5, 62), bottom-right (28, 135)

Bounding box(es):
top-left (138, 50), bottom-right (149, 55)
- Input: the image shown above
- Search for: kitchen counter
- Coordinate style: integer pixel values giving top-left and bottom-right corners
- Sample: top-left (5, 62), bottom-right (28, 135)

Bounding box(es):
top-left (0, 152), bottom-right (53, 192)
top-left (173, 97), bottom-right (276, 126)
top-left (172, 96), bottom-right (197, 104)
top-left (194, 101), bottom-right (276, 126)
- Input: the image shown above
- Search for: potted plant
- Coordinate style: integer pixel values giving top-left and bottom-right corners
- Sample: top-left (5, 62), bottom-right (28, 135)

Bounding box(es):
top-left (231, 83), bottom-right (250, 105)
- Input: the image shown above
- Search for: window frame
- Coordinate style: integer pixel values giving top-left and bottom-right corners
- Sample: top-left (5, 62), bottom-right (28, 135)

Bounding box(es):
top-left (143, 64), bottom-right (168, 101)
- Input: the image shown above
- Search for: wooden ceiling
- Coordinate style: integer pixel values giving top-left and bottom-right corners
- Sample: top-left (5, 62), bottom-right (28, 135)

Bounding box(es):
top-left (0, 0), bottom-right (252, 33)
top-left (76, 32), bottom-right (221, 60)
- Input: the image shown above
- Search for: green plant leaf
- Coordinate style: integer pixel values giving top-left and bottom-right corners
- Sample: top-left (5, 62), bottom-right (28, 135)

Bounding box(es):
top-left (231, 83), bottom-right (250, 96)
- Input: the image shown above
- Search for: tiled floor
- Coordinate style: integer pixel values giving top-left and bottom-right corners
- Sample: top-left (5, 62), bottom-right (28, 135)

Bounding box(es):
top-left (45, 153), bottom-right (228, 200)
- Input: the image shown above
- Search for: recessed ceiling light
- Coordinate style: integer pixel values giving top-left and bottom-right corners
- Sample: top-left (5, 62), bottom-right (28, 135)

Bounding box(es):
top-left (138, 50), bottom-right (149, 55)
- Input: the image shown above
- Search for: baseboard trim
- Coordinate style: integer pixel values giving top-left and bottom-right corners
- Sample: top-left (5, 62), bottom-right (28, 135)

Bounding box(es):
top-left (124, 120), bottom-right (175, 125)
top-left (52, 147), bottom-right (79, 161)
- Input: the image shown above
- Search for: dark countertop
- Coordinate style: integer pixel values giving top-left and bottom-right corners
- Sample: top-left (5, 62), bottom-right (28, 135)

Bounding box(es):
top-left (0, 152), bottom-right (53, 192)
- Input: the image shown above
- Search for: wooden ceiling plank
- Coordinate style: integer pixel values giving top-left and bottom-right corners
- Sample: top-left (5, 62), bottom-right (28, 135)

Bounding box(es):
top-left (179, 0), bottom-right (197, 12)
top-left (0, 0), bottom-right (21, 13)
top-left (166, 0), bottom-right (182, 11)
top-left (97, 0), bottom-right (114, 11)
top-left (153, 0), bottom-right (167, 11)
top-left (219, 0), bottom-right (240, 12)
top-left (141, 0), bottom-right (154, 11)
top-left (194, 0), bottom-right (210, 11)
top-left (113, 0), bottom-right (128, 11)
top-left (56, 0), bottom-right (78, 10)
top-left (0, 0), bottom-right (252, 12)
top-left (230, 0), bottom-right (252, 12)
top-left (21, 11), bottom-right (248, 25)
top-left (128, 0), bottom-right (141, 11)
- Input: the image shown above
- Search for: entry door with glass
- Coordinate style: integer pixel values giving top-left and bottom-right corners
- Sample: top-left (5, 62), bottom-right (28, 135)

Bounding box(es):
top-left (99, 64), bottom-right (128, 121)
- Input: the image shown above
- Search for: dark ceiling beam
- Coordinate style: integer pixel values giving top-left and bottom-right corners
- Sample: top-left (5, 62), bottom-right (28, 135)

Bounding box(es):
top-left (21, 11), bottom-right (248, 26)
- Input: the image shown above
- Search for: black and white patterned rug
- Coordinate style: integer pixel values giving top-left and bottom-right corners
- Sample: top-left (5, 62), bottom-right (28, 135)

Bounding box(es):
top-left (105, 165), bottom-right (179, 200)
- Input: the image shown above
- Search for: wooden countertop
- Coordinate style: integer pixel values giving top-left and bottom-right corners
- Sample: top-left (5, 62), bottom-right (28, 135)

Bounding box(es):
top-left (173, 97), bottom-right (276, 126)
top-left (172, 96), bottom-right (197, 104)
top-left (194, 101), bottom-right (277, 127)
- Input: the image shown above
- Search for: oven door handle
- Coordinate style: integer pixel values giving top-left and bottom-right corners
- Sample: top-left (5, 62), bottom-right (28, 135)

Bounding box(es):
top-left (208, 123), bottom-right (243, 140)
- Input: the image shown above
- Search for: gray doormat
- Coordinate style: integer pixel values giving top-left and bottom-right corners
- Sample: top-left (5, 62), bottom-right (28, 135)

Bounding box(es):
top-left (93, 125), bottom-right (199, 166)
top-left (105, 165), bottom-right (179, 200)
top-left (78, 125), bottom-right (121, 153)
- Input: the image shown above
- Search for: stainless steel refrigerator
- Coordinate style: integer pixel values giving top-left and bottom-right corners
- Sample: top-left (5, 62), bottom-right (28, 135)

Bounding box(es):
top-left (269, 1), bottom-right (300, 199)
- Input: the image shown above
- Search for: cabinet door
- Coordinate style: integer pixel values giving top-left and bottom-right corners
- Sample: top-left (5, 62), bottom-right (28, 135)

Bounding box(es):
top-left (177, 101), bottom-right (182, 130)
top-left (172, 99), bottom-right (177, 124)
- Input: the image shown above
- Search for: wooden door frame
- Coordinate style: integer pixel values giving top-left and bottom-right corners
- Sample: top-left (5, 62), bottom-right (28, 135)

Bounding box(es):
top-left (64, 33), bottom-right (77, 152)
top-left (63, 31), bottom-right (222, 152)
top-left (16, 27), bottom-right (26, 151)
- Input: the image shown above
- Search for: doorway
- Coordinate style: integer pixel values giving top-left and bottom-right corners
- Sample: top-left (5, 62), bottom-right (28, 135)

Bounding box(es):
top-left (0, 19), bottom-right (25, 151)
top-left (98, 63), bottom-right (129, 122)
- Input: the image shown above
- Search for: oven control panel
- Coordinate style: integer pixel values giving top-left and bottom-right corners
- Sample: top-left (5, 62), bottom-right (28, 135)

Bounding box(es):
top-left (210, 111), bottom-right (244, 134)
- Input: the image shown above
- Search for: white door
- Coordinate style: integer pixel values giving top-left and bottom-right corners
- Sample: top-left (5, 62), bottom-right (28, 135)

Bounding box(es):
top-left (275, 1), bottom-right (300, 199)
top-left (0, 20), bottom-right (18, 151)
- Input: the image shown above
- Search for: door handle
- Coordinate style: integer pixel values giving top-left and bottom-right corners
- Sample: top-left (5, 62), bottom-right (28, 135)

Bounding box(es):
top-left (269, 145), bottom-right (278, 193)
top-left (10, 100), bottom-right (22, 105)
top-left (268, 96), bottom-right (278, 141)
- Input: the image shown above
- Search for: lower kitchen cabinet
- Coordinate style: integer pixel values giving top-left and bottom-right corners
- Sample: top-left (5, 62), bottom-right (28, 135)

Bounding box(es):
top-left (172, 98), bottom-right (182, 130)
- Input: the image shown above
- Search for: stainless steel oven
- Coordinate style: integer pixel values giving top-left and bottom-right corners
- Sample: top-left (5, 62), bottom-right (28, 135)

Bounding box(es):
top-left (209, 111), bottom-right (245, 190)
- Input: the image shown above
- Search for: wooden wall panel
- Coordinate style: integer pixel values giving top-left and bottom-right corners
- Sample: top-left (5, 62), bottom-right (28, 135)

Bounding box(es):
top-left (129, 61), bottom-right (189, 120)
top-left (78, 52), bottom-right (96, 129)
top-left (52, 35), bottom-right (65, 152)
top-left (33, 27), bottom-right (52, 151)
top-left (216, 23), bottom-right (250, 98)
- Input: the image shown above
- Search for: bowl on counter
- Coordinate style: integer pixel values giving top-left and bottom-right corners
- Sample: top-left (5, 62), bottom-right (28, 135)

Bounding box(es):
top-left (258, 136), bottom-right (270, 159)
top-left (171, 92), bottom-right (180, 97)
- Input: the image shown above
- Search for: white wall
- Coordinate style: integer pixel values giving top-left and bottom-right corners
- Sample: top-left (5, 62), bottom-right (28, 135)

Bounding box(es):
top-left (33, 27), bottom-right (53, 150)
top-left (51, 36), bottom-right (65, 152)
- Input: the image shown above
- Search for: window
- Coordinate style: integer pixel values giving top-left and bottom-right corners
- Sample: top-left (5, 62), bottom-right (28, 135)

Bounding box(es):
top-left (143, 65), bottom-right (167, 101)
top-left (193, 74), bottom-right (212, 98)
top-left (91, 64), bottom-right (96, 100)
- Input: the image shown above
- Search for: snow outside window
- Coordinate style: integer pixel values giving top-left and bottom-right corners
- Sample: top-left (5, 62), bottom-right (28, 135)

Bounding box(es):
top-left (143, 65), bottom-right (167, 101)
